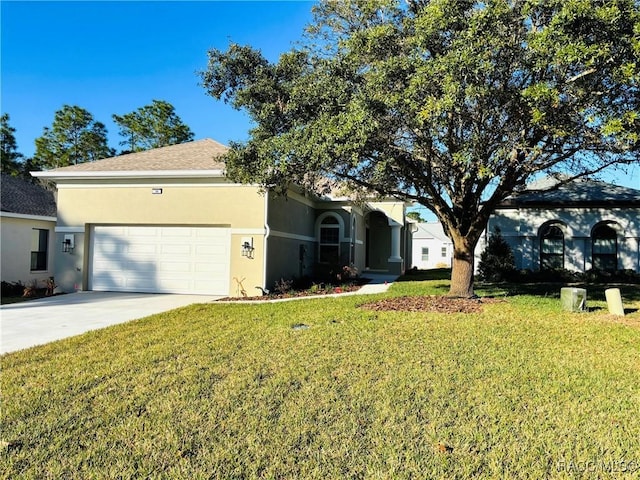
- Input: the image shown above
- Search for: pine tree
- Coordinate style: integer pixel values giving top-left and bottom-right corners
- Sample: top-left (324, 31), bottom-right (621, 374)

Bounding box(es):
top-left (34, 105), bottom-right (113, 168)
top-left (478, 228), bottom-right (516, 282)
top-left (1, 113), bottom-right (23, 175)
top-left (113, 100), bottom-right (194, 153)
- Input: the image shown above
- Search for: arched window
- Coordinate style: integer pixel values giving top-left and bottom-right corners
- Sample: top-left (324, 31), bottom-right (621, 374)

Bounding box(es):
top-left (592, 224), bottom-right (617, 272)
top-left (319, 215), bottom-right (341, 264)
top-left (540, 224), bottom-right (564, 270)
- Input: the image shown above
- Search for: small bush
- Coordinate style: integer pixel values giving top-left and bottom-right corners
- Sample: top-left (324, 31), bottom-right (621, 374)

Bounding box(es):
top-left (583, 268), bottom-right (640, 284)
top-left (273, 278), bottom-right (294, 295)
top-left (1, 280), bottom-right (24, 297)
top-left (314, 263), bottom-right (359, 285)
top-left (507, 268), bottom-right (640, 284)
top-left (510, 268), bottom-right (582, 283)
top-left (22, 279), bottom-right (41, 297)
top-left (478, 228), bottom-right (516, 282)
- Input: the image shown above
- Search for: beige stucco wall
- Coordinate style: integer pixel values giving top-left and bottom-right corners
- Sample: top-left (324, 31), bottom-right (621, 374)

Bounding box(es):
top-left (369, 201), bottom-right (406, 225)
top-left (56, 183), bottom-right (266, 228)
top-left (268, 192), bottom-right (316, 236)
top-left (366, 201), bottom-right (407, 274)
top-left (55, 231), bottom-right (84, 292)
top-left (351, 210), bottom-right (367, 274)
top-left (265, 192), bottom-right (316, 289)
top-left (1, 214), bottom-right (56, 286)
top-left (229, 233), bottom-right (265, 297)
top-left (264, 193), bottom-right (369, 287)
top-left (51, 179), bottom-right (412, 293)
top-left (54, 180), bottom-right (267, 295)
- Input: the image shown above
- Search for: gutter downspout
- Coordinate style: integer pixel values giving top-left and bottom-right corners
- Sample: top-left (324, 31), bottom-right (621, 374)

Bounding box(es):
top-left (262, 191), bottom-right (271, 292)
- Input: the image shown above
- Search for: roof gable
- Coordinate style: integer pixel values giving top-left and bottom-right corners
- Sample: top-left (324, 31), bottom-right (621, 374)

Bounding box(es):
top-left (34, 139), bottom-right (228, 174)
top-left (1, 174), bottom-right (57, 217)
top-left (500, 177), bottom-right (640, 207)
top-left (413, 222), bottom-right (451, 241)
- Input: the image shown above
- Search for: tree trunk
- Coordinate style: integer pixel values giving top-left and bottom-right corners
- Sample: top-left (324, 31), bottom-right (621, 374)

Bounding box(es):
top-left (449, 244), bottom-right (475, 298)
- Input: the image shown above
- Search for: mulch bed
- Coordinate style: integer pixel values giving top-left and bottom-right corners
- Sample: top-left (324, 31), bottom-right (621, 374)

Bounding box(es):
top-left (360, 295), bottom-right (504, 314)
top-left (218, 281), bottom-right (367, 302)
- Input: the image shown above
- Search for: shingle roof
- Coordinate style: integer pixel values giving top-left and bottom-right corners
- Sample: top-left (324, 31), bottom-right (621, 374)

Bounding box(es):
top-left (1, 174), bottom-right (57, 217)
top-left (500, 177), bottom-right (640, 207)
top-left (413, 222), bottom-right (451, 241)
top-left (38, 138), bottom-right (228, 173)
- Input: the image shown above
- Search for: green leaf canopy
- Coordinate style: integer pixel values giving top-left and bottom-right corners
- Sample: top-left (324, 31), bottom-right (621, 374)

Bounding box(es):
top-left (201, 0), bottom-right (639, 296)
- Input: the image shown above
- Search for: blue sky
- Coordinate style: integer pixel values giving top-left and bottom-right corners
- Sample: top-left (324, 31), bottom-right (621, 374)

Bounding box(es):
top-left (2, 1), bottom-right (314, 156)
top-left (1, 0), bottom-right (638, 194)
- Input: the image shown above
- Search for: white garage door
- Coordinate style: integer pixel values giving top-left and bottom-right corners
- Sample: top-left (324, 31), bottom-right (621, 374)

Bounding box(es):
top-left (90, 226), bottom-right (230, 295)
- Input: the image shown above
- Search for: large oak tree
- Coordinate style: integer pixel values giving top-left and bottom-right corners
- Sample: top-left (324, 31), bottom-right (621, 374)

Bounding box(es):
top-left (201, 0), bottom-right (639, 297)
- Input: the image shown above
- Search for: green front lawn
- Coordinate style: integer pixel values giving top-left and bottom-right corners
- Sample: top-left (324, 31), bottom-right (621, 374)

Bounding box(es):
top-left (2, 277), bottom-right (639, 479)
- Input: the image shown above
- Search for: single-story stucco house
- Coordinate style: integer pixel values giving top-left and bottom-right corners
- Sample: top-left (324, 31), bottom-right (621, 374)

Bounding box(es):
top-left (1, 174), bottom-right (57, 286)
top-left (476, 177), bottom-right (640, 273)
top-left (409, 221), bottom-right (453, 270)
top-left (33, 139), bottom-right (410, 297)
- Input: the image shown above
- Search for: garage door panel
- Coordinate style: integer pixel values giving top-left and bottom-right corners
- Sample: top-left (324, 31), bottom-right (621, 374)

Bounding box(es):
top-left (157, 262), bottom-right (192, 273)
top-left (93, 259), bottom-right (123, 270)
top-left (128, 227), bottom-right (160, 236)
top-left (195, 263), bottom-right (219, 273)
top-left (124, 262), bottom-right (157, 273)
top-left (92, 272), bottom-right (126, 288)
top-left (123, 278), bottom-right (158, 291)
top-left (195, 279), bottom-right (227, 292)
top-left (91, 226), bottom-right (230, 295)
top-left (197, 251), bottom-right (228, 260)
top-left (98, 226), bottom-right (126, 236)
top-left (196, 244), bottom-right (228, 254)
top-left (161, 228), bottom-right (193, 237)
top-left (127, 244), bottom-right (159, 254)
top-left (94, 243), bottom-right (127, 255)
top-left (162, 245), bottom-right (191, 255)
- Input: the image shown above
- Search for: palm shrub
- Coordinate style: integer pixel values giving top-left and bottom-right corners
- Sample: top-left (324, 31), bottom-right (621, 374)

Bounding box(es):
top-left (478, 227), bottom-right (516, 281)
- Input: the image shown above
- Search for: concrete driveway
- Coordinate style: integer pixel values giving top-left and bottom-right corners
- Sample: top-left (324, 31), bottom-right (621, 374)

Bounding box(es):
top-left (1, 292), bottom-right (221, 354)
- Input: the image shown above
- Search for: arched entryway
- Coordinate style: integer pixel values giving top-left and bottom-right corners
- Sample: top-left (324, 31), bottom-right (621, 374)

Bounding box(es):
top-left (364, 210), bottom-right (403, 273)
top-left (365, 211), bottom-right (390, 270)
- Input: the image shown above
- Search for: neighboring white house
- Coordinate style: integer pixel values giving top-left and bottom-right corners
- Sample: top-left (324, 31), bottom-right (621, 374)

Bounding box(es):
top-left (1, 175), bottom-right (57, 286)
top-left (476, 177), bottom-right (640, 273)
top-left (410, 221), bottom-right (453, 269)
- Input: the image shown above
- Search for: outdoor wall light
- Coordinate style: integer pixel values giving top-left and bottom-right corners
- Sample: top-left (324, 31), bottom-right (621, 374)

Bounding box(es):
top-left (62, 234), bottom-right (75, 253)
top-left (241, 237), bottom-right (254, 258)
top-left (62, 239), bottom-right (73, 253)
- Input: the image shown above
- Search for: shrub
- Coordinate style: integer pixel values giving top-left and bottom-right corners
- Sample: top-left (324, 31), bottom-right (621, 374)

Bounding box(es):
top-left (507, 268), bottom-right (640, 284)
top-left (1, 280), bottom-right (24, 297)
top-left (273, 278), bottom-right (294, 295)
top-left (511, 268), bottom-right (582, 283)
top-left (478, 228), bottom-right (516, 282)
top-left (584, 268), bottom-right (640, 284)
top-left (314, 263), bottom-right (359, 285)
